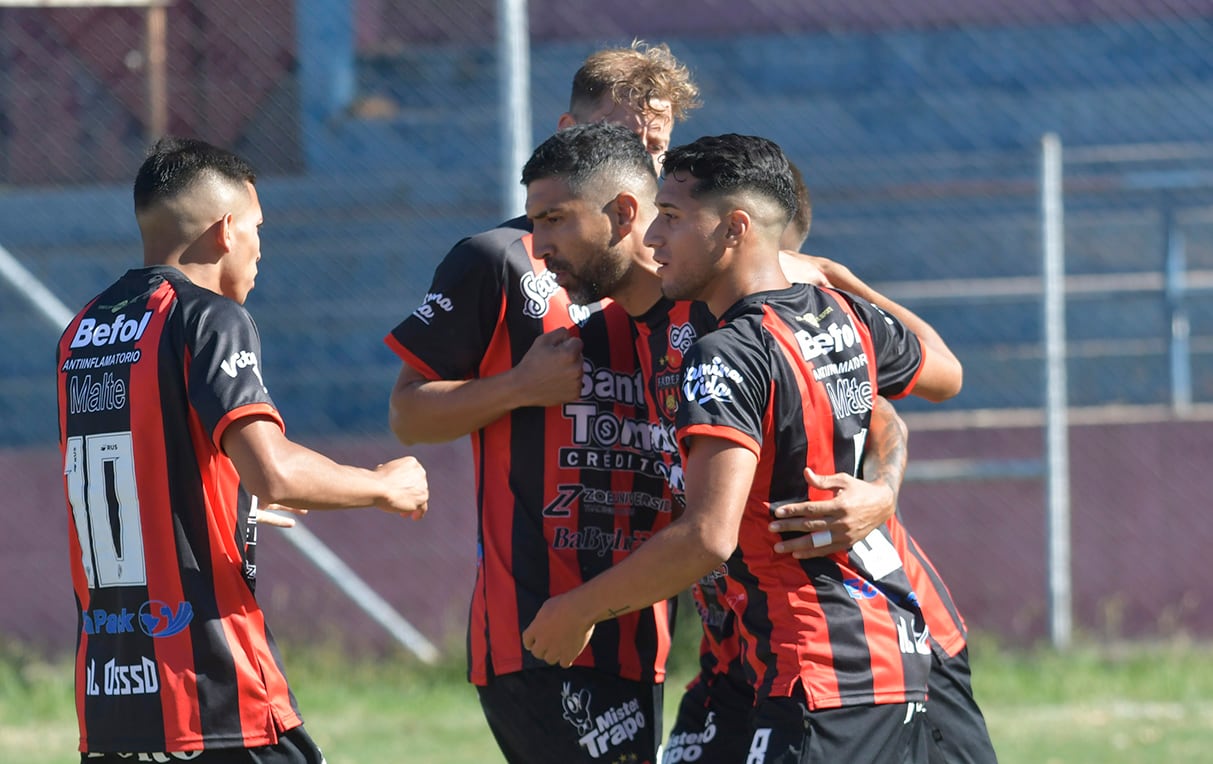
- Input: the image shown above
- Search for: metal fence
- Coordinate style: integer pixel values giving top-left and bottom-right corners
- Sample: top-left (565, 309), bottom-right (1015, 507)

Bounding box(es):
top-left (3, 1), bottom-right (1213, 655)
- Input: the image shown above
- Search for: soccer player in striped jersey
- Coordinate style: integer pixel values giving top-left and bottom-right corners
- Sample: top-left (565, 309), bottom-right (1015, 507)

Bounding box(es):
top-left (58, 137), bottom-right (430, 763)
top-left (386, 42), bottom-right (701, 764)
top-left (663, 161), bottom-right (997, 764)
top-left (521, 130), bottom-right (969, 763)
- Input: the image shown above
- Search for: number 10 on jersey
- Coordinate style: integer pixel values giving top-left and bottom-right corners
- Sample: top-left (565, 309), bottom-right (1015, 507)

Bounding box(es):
top-left (65, 432), bottom-right (147, 589)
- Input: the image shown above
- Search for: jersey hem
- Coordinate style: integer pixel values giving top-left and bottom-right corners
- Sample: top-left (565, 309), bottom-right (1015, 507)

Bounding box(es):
top-left (81, 719), bottom-right (303, 754)
top-left (472, 659), bottom-right (665, 687)
top-left (759, 686), bottom-right (930, 711)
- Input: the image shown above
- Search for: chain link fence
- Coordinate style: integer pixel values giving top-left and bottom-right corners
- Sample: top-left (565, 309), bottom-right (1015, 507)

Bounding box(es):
top-left (3, 1), bottom-right (1213, 655)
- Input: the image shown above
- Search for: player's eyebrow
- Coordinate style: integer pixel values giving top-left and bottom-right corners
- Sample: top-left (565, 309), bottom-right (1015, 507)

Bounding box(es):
top-left (527, 204), bottom-right (564, 220)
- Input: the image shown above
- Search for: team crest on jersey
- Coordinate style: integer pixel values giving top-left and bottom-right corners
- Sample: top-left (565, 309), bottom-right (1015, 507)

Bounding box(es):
top-left (521, 269), bottom-right (560, 319)
top-left (654, 365), bottom-right (681, 422)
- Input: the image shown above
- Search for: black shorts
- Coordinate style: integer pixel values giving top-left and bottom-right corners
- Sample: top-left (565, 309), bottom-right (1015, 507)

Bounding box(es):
top-left (82, 725), bottom-right (325, 763)
top-left (925, 647), bottom-right (999, 764)
top-left (746, 690), bottom-right (928, 764)
top-left (477, 666), bottom-right (663, 764)
top-left (663, 670), bottom-right (753, 764)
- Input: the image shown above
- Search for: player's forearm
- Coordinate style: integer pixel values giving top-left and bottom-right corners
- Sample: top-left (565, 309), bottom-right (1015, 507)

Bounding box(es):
top-left (389, 373), bottom-right (529, 444)
top-left (255, 448), bottom-right (387, 509)
top-left (226, 422), bottom-right (390, 509)
top-left (564, 521), bottom-right (729, 626)
top-left (864, 397), bottom-right (908, 504)
top-left (817, 259), bottom-right (963, 401)
top-left (831, 268), bottom-right (956, 367)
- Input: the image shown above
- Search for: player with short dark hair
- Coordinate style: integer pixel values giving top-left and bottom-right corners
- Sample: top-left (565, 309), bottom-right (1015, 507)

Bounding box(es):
top-left (780, 161), bottom-right (813, 252)
top-left (59, 136), bottom-right (429, 763)
top-left (385, 44), bottom-right (701, 764)
top-left (513, 121), bottom-right (995, 763)
top-left (522, 132), bottom-right (965, 763)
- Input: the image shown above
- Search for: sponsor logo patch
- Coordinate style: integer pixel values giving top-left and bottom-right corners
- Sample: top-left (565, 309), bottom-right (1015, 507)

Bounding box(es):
top-left (683, 356), bottom-right (743, 405)
top-left (85, 657), bottom-right (159, 696)
top-left (220, 350), bottom-right (265, 389)
top-left (665, 710), bottom-right (719, 763)
top-left (138, 600), bottom-right (194, 638)
top-left (521, 269), bottom-right (559, 319)
top-left (411, 291), bottom-right (454, 325)
top-left (551, 527), bottom-right (651, 557)
top-left (667, 322), bottom-right (696, 362)
top-left (67, 372), bottom-right (127, 414)
top-left (70, 312), bottom-right (153, 349)
top-left (560, 682), bottom-right (649, 760)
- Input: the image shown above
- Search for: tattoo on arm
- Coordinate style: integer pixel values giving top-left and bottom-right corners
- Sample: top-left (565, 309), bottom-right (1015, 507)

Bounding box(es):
top-left (865, 404), bottom-right (908, 499)
top-left (607, 605), bottom-right (633, 619)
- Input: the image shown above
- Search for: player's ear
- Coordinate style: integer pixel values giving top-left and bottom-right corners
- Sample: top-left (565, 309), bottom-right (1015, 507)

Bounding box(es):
top-left (214, 213), bottom-right (234, 253)
top-left (556, 112), bottom-right (576, 130)
top-left (612, 191), bottom-right (640, 233)
top-left (724, 210), bottom-right (750, 243)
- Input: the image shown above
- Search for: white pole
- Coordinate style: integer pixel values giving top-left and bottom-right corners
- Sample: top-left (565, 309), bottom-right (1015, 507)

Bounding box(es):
top-left (0, 243), bottom-right (75, 329)
top-left (497, 0), bottom-right (531, 218)
top-left (1041, 133), bottom-right (1072, 649)
top-left (1165, 220), bottom-right (1192, 415)
top-left (272, 521), bottom-right (440, 664)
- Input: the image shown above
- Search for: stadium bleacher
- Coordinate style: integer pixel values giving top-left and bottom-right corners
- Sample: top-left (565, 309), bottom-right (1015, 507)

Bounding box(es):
top-left (4, 18), bottom-right (1213, 444)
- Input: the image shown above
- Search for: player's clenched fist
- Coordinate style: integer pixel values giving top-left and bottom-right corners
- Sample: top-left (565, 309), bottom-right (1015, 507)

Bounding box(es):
top-left (513, 327), bottom-right (584, 407)
top-left (523, 593), bottom-right (596, 668)
top-left (375, 455), bottom-right (430, 519)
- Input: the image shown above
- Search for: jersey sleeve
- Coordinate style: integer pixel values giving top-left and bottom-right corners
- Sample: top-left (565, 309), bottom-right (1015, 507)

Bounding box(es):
top-left (674, 327), bottom-right (771, 460)
top-left (842, 292), bottom-right (925, 399)
top-left (384, 233), bottom-right (507, 380)
top-left (186, 299), bottom-right (282, 450)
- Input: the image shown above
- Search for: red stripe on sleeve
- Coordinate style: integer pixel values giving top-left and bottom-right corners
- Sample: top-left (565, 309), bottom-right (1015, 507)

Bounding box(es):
top-left (677, 423), bottom-right (761, 461)
top-left (384, 334), bottom-right (442, 380)
top-left (211, 404), bottom-right (284, 452)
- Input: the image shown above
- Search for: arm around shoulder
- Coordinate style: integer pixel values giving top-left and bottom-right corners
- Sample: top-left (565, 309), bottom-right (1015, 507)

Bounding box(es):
top-left (806, 254), bottom-right (963, 402)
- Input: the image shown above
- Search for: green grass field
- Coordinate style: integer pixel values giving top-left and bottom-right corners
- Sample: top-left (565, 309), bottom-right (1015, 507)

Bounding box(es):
top-left (4, 635), bottom-right (1211, 763)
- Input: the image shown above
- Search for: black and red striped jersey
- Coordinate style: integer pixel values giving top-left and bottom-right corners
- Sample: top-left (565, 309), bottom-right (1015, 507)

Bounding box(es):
top-left (385, 220), bottom-right (673, 686)
top-left (632, 299), bottom-right (748, 685)
top-left (56, 266), bottom-right (300, 753)
top-left (635, 293), bottom-right (971, 698)
top-left (891, 519), bottom-right (969, 657)
top-left (675, 283), bottom-right (933, 709)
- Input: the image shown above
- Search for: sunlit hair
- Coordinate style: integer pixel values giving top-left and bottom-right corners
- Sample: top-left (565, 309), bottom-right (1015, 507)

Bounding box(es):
top-left (133, 136), bottom-right (256, 212)
top-left (522, 122), bottom-right (657, 199)
top-left (662, 134), bottom-right (798, 224)
top-left (785, 160), bottom-right (813, 248)
top-left (569, 40), bottom-right (701, 123)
